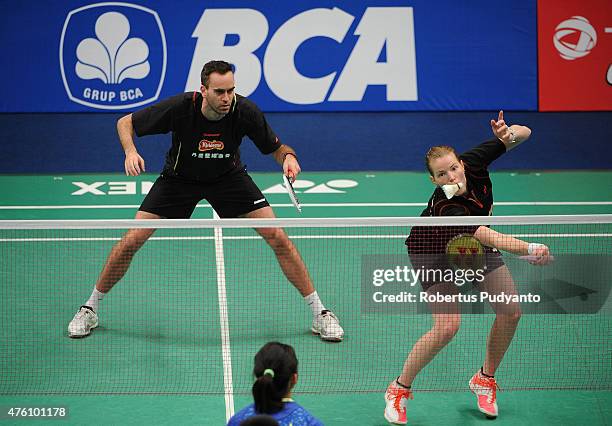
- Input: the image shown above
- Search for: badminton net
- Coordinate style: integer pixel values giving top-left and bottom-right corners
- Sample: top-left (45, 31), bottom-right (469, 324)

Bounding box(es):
top-left (0, 215), bottom-right (611, 395)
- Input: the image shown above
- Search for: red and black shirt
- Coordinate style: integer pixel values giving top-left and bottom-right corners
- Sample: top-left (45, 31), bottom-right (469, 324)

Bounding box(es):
top-left (132, 92), bottom-right (281, 182)
top-left (406, 139), bottom-right (507, 253)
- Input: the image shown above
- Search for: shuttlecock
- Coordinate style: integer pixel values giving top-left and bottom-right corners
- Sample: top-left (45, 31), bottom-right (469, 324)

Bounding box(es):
top-left (442, 182), bottom-right (463, 199)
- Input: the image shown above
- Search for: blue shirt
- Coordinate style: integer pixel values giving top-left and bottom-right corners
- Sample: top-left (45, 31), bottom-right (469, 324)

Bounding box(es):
top-left (227, 400), bottom-right (323, 426)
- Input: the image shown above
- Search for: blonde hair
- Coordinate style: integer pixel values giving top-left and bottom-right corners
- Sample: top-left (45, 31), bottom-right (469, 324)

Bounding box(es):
top-left (425, 145), bottom-right (458, 175)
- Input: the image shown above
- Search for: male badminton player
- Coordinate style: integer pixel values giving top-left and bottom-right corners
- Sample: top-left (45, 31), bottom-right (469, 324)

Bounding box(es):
top-left (384, 111), bottom-right (552, 424)
top-left (68, 60), bottom-right (343, 342)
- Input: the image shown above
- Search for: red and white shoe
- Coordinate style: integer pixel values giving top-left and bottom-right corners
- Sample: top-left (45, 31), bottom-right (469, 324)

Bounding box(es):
top-left (384, 380), bottom-right (413, 424)
top-left (469, 370), bottom-right (499, 418)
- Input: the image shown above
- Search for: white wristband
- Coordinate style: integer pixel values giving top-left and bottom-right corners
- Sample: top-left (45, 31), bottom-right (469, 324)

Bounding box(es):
top-left (508, 127), bottom-right (517, 144)
top-left (528, 243), bottom-right (545, 255)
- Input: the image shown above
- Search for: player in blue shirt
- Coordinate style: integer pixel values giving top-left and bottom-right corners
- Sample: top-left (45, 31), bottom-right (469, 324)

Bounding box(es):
top-left (228, 342), bottom-right (323, 426)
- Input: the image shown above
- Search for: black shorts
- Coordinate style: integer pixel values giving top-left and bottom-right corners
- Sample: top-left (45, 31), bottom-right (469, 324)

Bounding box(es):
top-left (408, 246), bottom-right (505, 291)
top-left (139, 169), bottom-right (270, 218)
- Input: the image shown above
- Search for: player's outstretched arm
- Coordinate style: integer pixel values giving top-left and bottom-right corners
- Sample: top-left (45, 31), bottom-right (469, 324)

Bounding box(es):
top-left (474, 226), bottom-right (552, 265)
top-left (272, 144), bottom-right (301, 181)
top-left (117, 114), bottom-right (145, 176)
top-left (490, 110), bottom-right (532, 151)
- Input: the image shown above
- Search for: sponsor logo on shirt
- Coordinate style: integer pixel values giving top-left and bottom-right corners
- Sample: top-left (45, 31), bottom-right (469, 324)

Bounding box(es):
top-left (192, 152), bottom-right (231, 159)
top-left (198, 140), bottom-right (225, 151)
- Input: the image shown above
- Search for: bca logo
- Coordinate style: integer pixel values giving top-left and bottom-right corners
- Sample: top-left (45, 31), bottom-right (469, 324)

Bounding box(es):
top-left (60, 2), bottom-right (167, 110)
top-left (553, 16), bottom-right (597, 60)
top-left (185, 7), bottom-right (417, 104)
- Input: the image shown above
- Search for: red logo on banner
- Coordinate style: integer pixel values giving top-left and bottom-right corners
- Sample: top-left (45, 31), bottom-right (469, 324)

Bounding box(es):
top-left (538, 0), bottom-right (612, 111)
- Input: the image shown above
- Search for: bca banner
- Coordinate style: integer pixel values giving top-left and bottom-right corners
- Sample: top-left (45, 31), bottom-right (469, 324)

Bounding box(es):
top-left (538, 0), bottom-right (612, 111)
top-left (59, 3), bottom-right (167, 110)
top-left (0, 0), bottom-right (537, 112)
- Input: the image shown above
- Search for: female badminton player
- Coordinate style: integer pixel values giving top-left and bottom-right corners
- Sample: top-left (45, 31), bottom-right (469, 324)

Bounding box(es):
top-left (228, 342), bottom-right (323, 425)
top-left (384, 111), bottom-right (552, 424)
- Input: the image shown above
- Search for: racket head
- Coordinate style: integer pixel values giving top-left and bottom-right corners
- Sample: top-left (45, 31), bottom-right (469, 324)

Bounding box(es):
top-left (282, 174), bottom-right (302, 212)
top-left (445, 233), bottom-right (486, 271)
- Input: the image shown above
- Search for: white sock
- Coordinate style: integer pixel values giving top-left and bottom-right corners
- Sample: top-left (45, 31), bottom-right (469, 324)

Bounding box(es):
top-left (85, 288), bottom-right (105, 312)
top-left (304, 291), bottom-right (326, 317)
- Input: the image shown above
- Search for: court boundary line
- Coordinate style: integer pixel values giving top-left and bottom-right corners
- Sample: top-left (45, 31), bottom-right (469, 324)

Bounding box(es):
top-left (213, 210), bottom-right (234, 421)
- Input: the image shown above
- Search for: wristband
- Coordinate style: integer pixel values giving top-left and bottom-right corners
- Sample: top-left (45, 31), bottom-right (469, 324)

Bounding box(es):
top-left (508, 127), bottom-right (517, 144)
top-left (283, 152), bottom-right (298, 162)
top-left (528, 243), bottom-right (545, 255)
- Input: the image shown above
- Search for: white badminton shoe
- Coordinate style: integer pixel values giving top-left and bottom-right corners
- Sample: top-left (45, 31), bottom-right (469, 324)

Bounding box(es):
top-left (312, 310), bottom-right (344, 342)
top-left (68, 306), bottom-right (98, 338)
